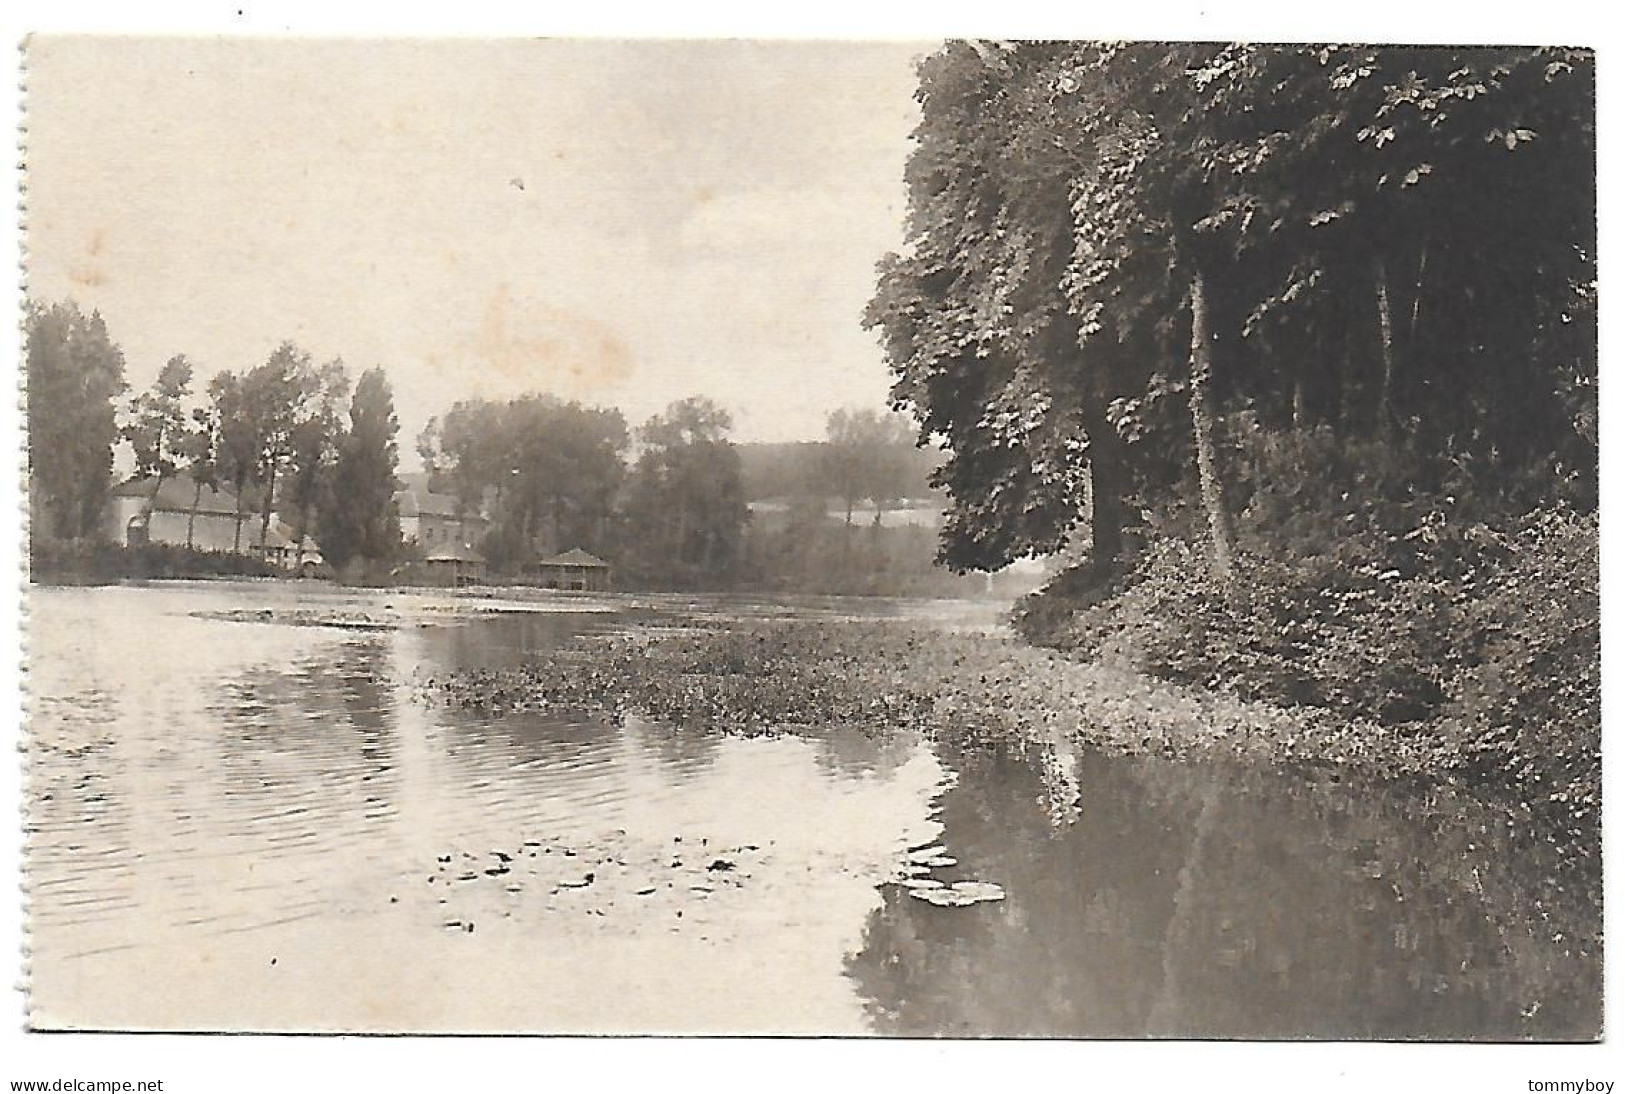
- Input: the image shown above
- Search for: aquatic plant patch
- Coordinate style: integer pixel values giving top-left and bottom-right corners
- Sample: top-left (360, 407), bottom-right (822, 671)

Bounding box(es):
top-left (429, 616), bottom-right (1599, 894)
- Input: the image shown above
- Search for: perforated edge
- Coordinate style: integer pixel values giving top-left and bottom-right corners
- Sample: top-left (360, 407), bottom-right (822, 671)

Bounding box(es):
top-left (15, 32), bottom-right (33, 1031)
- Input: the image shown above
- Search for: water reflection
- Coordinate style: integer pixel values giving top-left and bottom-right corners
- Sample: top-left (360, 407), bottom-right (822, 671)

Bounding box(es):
top-left (847, 744), bottom-right (1601, 1040)
top-left (410, 610), bottom-right (615, 671)
top-left (26, 584), bottom-right (951, 1032)
top-left (25, 583), bottom-right (1599, 1036)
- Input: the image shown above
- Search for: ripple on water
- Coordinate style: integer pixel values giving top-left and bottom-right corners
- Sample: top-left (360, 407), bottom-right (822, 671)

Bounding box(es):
top-left (23, 583), bottom-right (1600, 1038)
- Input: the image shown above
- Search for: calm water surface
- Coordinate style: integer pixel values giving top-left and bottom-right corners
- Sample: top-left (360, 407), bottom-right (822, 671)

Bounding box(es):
top-left (26, 582), bottom-right (1599, 1036)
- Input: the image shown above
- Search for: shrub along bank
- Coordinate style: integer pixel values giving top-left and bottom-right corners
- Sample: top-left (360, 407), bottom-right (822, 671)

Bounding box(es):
top-left (30, 539), bottom-right (280, 583)
top-left (1013, 504), bottom-right (1599, 863)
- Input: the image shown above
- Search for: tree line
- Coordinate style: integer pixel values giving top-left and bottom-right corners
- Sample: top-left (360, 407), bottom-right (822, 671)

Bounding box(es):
top-left (415, 397), bottom-right (941, 588)
top-left (27, 300), bottom-right (950, 591)
top-left (28, 305), bottom-right (405, 573)
top-left (737, 409), bottom-right (936, 520)
top-left (866, 43), bottom-right (1595, 579)
top-left (414, 392), bottom-right (755, 585)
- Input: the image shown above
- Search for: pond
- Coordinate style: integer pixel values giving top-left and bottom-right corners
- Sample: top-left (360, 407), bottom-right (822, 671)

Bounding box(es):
top-left (24, 582), bottom-right (1600, 1037)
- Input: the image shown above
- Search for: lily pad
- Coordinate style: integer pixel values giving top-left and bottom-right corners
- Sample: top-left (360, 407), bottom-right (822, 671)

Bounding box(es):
top-left (909, 887), bottom-right (980, 907)
top-left (949, 881), bottom-right (1006, 902)
top-left (907, 880), bottom-right (1006, 907)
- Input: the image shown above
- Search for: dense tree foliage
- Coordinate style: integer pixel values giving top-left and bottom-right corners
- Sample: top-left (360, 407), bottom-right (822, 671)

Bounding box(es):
top-left (204, 370), bottom-right (257, 551)
top-left (823, 407), bottom-right (920, 526)
top-left (240, 345), bottom-right (350, 550)
top-left (283, 357), bottom-right (352, 541)
top-left (178, 401), bottom-right (219, 551)
top-left (620, 397), bottom-right (750, 588)
top-left (192, 343), bottom-right (352, 553)
top-left (122, 356), bottom-right (193, 485)
top-left (869, 43), bottom-right (1599, 843)
top-left (26, 301), bottom-right (127, 541)
top-left (866, 43), bottom-right (1596, 577)
top-left (318, 367), bottom-right (403, 571)
top-left (419, 394), bottom-right (629, 567)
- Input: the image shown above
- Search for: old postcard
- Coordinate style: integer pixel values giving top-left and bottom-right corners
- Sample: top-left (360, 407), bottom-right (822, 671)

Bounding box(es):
top-left (19, 36), bottom-right (1600, 1045)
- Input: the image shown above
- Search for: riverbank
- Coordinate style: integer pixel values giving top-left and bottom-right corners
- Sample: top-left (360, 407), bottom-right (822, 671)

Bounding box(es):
top-left (429, 614), bottom-right (1599, 886)
top-left (1015, 507), bottom-right (1600, 864)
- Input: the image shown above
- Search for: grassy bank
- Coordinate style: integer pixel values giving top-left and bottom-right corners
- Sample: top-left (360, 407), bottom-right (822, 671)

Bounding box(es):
top-left (1015, 505), bottom-right (1599, 863)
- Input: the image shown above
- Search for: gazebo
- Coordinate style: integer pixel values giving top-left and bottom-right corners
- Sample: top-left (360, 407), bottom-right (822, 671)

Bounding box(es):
top-left (530, 549), bottom-right (612, 592)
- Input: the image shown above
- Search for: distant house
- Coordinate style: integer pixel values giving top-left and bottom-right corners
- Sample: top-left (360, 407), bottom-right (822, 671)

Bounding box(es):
top-left (422, 542), bottom-right (486, 586)
top-left (107, 476), bottom-right (252, 554)
top-left (528, 548), bottom-right (612, 592)
top-left (106, 476), bottom-right (324, 573)
top-left (395, 472), bottom-right (489, 553)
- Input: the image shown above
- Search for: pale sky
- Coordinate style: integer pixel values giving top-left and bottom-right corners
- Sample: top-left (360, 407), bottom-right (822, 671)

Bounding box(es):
top-left (24, 37), bottom-right (931, 458)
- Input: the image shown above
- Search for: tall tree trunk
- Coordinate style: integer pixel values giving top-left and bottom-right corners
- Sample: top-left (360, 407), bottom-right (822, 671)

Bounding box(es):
top-left (1408, 243), bottom-right (1428, 342)
top-left (187, 479), bottom-right (202, 550)
top-left (1145, 780), bottom-right (1221, 1035)
top-left (672, 506), bottom-right (689, 567)
top-left (148, 469), bottom-right (168, 547)
top-left (232, 478), bottom-right (246, 553)
top-left (1188, 269), bottom-right (1236, 582)
top-left (1375, 258), bottom-right (1396, 440)
top-left (1337, 316), bottom-right (1357, 434)
top-left (259, 463), bottom-right (278, 560)
top-left (1078, 392), bottom-right (1127, 568)
top-left (1304, 322), bottom-right (1331, 429)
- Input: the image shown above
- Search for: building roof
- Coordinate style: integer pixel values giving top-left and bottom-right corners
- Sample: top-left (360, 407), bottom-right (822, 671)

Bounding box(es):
top-left (537, 548), bottom-right (610, 568)
top-left (113, 475), bottom-right (244, 518)
top-left (245, 520), bottom-right (298, 551)
top-left (395, 471), bottom-right (482, 522)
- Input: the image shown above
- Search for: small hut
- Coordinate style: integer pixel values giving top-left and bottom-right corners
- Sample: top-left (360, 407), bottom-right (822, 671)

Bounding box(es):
top-left (531, 549), bottom-right (612, 592)
top-left (256, 522), bottom-right (300, 570)
top-left (423, 542), bottom-right (486, 587)
top-left (292, 536), bottom-right (327, 578)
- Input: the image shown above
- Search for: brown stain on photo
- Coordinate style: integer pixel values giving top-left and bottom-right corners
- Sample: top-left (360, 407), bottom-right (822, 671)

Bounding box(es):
top-left (464, 282), bottom-right (634, 393)
top-left (69, 227), bottom-right (109, 288)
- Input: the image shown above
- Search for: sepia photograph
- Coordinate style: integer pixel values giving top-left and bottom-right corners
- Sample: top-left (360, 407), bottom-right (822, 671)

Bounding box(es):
top-left (11, 16), bottom-right (1606, 1076)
